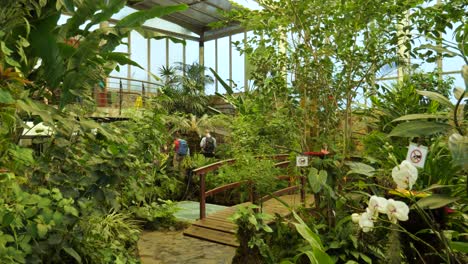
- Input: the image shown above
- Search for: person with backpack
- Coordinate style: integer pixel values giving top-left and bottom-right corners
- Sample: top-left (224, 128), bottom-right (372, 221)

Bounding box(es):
top-left (200, 130), bottom-right (216, 158)
top-left (173, 132), bottom-right (189, 171)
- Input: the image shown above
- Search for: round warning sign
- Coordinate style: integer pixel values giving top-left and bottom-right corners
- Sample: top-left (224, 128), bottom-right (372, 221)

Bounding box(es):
top-left (410, 149), bottom-right (422, 163)
top-left (406, 143), bottom-right (428, 168)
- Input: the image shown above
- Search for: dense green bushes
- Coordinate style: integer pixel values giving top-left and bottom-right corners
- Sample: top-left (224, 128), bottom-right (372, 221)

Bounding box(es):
top-left (0, 1), bottom-right (190, 262)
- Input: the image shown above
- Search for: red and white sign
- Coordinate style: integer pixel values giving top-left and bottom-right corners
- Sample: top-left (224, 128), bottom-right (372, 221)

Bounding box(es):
top-left (406, 143), bottom-right (428, 168)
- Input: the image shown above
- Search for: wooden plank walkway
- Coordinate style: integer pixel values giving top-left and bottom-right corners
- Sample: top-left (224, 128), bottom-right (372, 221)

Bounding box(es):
top-left (183, 194), bottom-right (315, 247)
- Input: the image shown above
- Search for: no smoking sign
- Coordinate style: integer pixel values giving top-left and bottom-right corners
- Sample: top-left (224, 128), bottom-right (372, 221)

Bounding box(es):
top-left (406, 143), bottom-right (428, 168)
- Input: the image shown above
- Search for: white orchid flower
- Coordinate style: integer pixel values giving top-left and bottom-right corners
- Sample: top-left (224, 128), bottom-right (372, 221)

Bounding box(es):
top-left (351, 213), bottom-right (360, 224)
top-left (358, 209), bottom-right (374, 232)
top-left (386, 199), bottom-right (410, 224)
top-left (368, 196), bottom-right (388, 216)
top-left (392, 160), bottom-right (418, 190)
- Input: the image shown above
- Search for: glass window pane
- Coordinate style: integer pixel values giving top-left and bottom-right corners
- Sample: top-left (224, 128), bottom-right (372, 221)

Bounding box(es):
top-left (442, 23), bottom-right (464, 72)
top-left (217, 36), bottom-right (230, 94)
top-left (231, 33), bottom-right (245, 92)
top-left (169, 40), bottom-right (183, 67)
top-left (204, 40), bottom-right (216, 95)
top-left (445, 73), bottom-right (464, 103)
top-left (130, 31), bottom-right (148, 93)
top-left (186, 40), bottom-right (199, 65)
top-left (150, 38), bottom-right (167, 83)
top-left (109, 38), bottom-right (129, 89)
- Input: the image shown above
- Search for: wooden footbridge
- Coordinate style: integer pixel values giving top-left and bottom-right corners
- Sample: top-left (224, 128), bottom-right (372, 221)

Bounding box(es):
top-left (183, 154), bottom-right (316, 247)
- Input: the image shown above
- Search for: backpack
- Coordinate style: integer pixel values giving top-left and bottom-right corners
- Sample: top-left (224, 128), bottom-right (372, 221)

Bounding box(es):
top-left (177, 139), bottom-right (189, 156)
top-left (203, 137), bottom-right (215, 154)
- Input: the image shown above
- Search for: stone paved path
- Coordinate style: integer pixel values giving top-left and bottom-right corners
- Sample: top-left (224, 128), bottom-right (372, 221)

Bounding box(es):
top-left (138, 230), bottom-right (236, 264)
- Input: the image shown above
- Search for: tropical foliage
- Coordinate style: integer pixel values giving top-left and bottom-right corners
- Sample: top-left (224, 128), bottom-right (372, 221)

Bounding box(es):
top-left (0, 0), bottom-right (467, 263)
top-left (0, 0), bottom-right (189, 262)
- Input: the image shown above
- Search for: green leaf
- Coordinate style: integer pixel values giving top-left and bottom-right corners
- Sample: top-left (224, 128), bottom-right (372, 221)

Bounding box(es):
top-left (63, 247), bottom-right (82, 263)
top-left (1, 41), bottom-right (13, 55)
top-left (417, 90), bottom-right (454, 109)
top-left (64, 205), bottom-right (79, 217)
top-left (105, 52), bottom-right (143, 69)
top-left (63, 0), bottom-right (75, 12)
top-left (312, 247), bottom-right (334, 264)
top-left (392, 113), bottom-right (449, 122)
top-left (5, 56), bottom-right (21, 67)
top-left (308, 167), bottom-right (328, 193)
top-left (0, 90), bottom-right (15, 104)
top-left (2, 213), bottom-right (15, 226)
top-left (9, 147), bottom-right (34, 165)
top-left (116, 4), bottom-right (188, 29)
top-left (248, 214), bottom-right (258, 226)
top-left (360, 253), bottom-right (372, 264)
top-left (210, 68), bottom-right (234, 95)
top-left (85, 0), bottom-right (126, 31)
top-left (418, 44), bottom-right (458, 57)
top-left (37, 223), bottom-right (48, 238)
top-left (345, 162), bottom-right (375, 177)
top-left (293, 212), bottom-right (323, 250)
top-left (389, 120), bottom-right (451, 137)
top-left (421, 184), bottom-right (455, 192)
top-left (37, 198), bottom-right (51, 209)
top-left (414, 194), bottom-right (459, 209)
top-left (450, 241), bottom-right (468, 253)
top-left (134, 28), bottom-right (186, 45)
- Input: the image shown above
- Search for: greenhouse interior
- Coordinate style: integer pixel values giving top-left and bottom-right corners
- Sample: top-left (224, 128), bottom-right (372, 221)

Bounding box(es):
top-left (0, 0), bottom-right (467, 263)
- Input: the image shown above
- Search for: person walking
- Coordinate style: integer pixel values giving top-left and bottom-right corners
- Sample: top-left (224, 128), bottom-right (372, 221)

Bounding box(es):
top-left (200, 130), bottom-right (216, 158)
top-left (173, 132), bottom-right (189, 171)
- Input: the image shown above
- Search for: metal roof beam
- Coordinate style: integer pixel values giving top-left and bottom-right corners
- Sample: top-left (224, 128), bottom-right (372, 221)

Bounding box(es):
top-left (203, 23), bottom-right (244, 42)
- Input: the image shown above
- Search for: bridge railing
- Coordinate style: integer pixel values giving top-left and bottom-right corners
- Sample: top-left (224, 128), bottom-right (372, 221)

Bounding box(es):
top-left (192, 154), bottom-right (303, 220)
top-left (94, 76), bottom-right (163, 115)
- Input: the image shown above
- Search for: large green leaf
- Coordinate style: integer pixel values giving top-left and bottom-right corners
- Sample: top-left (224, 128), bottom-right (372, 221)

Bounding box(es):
top-left (293, 212), bottom-right (323, 249)
top-left (59, 0), bottom-right (97, 37)
top-left (417, 44), bottom-right (458, 57)
top-left (57, 0), bottom-right (75, 13)
top-left (30, 13), bottom-right (64, 87)
top-left (417, 90), bottom-right (454, 109)
top-left (63, 247), bottom-right (82, 263)
top-left (308, 167), bottom-right (328, 193)
top-left (392, 113), bottom-right (449, 122)
top-left (210, 68), bottom-right (234, 95)
top-left (388, 120), bottom-right (451, 137)
top-left (450, 241), bottom-right (468, 254)
top-left (345, 161), bottom-right (375, 177)
top-left (104, 52), bottom-right (143, 69)
top-left (85, 0), bottom-right (126, 31)
top-left (116, 4), bottom-right (188, 29)
top-left (414, 194), bottom-right (459, 209)
top-left (134, 28), bottom-right (186, 45)
top-left (0, 90), bottom-right (14, 104)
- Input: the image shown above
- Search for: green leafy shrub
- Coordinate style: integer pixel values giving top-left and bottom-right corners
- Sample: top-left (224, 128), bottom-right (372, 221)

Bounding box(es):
top-left (0, 173), bottom-right (80, 263)
top-left (205, 155), bottom-right (286, 205)
top-left (129, 200), bottom-right (180, 230)
top-left (73, 210), bottom-right (141, 264)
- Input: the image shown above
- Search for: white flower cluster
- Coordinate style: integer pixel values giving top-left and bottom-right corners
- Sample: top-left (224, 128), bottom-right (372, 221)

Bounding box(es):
top-left (351, 161), bottom-right (418, 232)
top-left (391, 160), bottom-right (418, 190)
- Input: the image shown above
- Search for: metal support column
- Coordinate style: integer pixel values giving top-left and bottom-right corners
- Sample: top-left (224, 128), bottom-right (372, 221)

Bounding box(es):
top-left (229, 35), bottom-right (232, 90)
top-left (215, 39), bottom-right (218, 93)
top-left (166, 38), bottom-right (169, 68)
top-left (244, 31), bottom-right (249, 91)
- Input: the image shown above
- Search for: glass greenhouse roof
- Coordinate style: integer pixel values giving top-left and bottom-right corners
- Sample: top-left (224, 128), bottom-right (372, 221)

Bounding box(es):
top-left (125, 0), bottom-right (258, 41)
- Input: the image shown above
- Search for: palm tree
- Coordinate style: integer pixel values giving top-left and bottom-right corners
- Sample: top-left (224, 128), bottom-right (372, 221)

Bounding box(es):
top-left (157, 62), bottom-right (214, 116)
